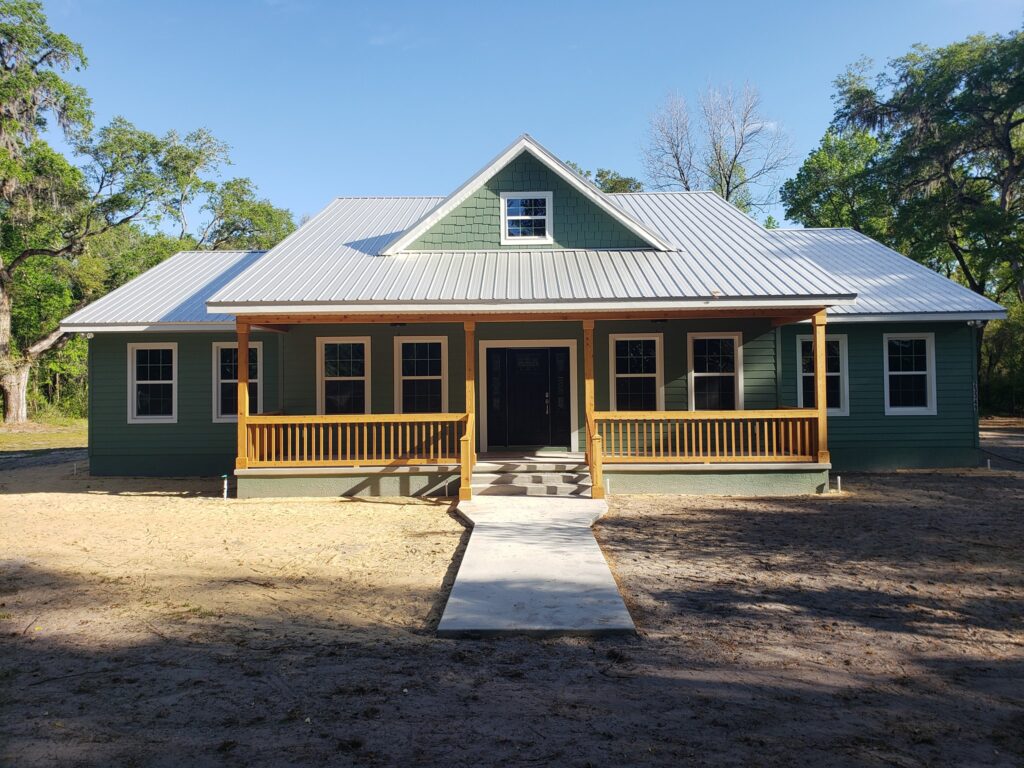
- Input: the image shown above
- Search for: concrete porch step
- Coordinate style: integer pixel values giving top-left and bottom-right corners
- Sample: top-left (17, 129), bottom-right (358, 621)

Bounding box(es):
top-left (472, 472), bottom-right (589, 486)
top-left (474, 461), bottom-right (589, 474)
top-left (470, 482), bottom-right (592, 497)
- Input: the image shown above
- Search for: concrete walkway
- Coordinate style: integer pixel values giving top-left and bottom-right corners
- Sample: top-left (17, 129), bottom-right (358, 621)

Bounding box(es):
top-left (437, 497), bottom-right (635, 637)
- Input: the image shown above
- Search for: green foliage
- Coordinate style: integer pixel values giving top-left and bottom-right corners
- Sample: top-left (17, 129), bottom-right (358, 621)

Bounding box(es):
top-left (832, 29), bottom-right (1024, 301)
top-left (565, 162), bottom-right (644, 193)
top-left (981, 298), bottom-right (1024, 415)
top-left (780, 129), bottom-right (892, 240)
top-left (0, 0), bottom-right (294, 421)
top-left (763, 215), bottom-right (779, 229)
top-left (200, 177), bottom-right (295, 249)
top-left (0, 0), bottom-right (91, 176)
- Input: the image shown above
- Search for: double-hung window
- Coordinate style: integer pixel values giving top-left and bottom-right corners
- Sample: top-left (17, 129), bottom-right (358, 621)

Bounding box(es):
top-left (688, 333), bottom-right (743, 410)
top-left (500, 191), bottom-right (553, 245)
top-left (609, 334), bottom-right (663, 410)
top-left (883, 333), bottom-right (936, 415)
top-left (318, 337), bottom-right (370, 414)
top-left (212, 342), bottom-right (262, 422)
top-left (796, 335), bottom-right (849, 416)
top-left (395, 337), bottom-right (447, 413)
top-left (127, 343), bottom-right (177, 423)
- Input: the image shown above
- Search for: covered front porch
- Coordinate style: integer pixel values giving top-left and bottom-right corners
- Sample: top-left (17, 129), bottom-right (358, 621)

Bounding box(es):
top-left (230, 309), bottom-right (833, 499)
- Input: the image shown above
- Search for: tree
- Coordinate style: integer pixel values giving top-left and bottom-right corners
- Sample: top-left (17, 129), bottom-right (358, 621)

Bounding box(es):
top-left (763, 215), bottom-right (779, 229)
top-left (643, 85), bottom-right (793, 212)
top-left (198, 177), bottom-right (295, 249)
top-left (833, 31), bottom-right (1024, 302)
top-left (159, 128), bottom-right (230, 239)
top-left (780, 129), bottom-right (893, 241)
top-left (565, 162), bottom-right (644, 193)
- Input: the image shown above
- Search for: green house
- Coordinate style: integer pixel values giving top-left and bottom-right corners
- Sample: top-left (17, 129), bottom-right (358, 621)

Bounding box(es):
top-left (61, 135), bottom-right (1005, 498)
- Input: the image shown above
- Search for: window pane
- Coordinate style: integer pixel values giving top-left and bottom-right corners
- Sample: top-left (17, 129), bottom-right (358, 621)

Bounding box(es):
top-left (136, 383), bottom-right (173, 416)
top-left (506, 197), bottom-right (546, 217)
top-left (801, 375), bottom-right (816, 408)
top-left (889, 373), bottom-right (927, 408)
top-left (693, 338), bottom-right (735, 374)
top-left (136, 348), bottom-right (172, 382)
top-left (826, 375), bottom-right (841, 410)
top-left (401, 342), bottom-right (442, 377)
top-left (826, 340), bottom-right (841, 374)
top-left (615, 376), bottom-right (656, 410)
top-left (800, 340), bottom-right (814, 375)
top-left (615, 339), bottom-right (657, 375)
top-left (507, 218), bottom-right (546, 238)
top-left (324, 343), bottom-right (364, 378)
top-left (402, 379), bottom-right (442, 413)
top-left (694, 376), bottom-right (736, 410)
top-left (888, 339), bottom-right (927, 373)
top-left (220, 347), bottom-right (237, 380)
top-left (324, 380), bottom-right (365, 414)
top-left (220, 382), bottom-right (237, 417)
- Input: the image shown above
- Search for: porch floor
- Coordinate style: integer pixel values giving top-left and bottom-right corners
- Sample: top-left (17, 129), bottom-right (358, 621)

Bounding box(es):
top-left (437, 496), bottom-right (635, 637)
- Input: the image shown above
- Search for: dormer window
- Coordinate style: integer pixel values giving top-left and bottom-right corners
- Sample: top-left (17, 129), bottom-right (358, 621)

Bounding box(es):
top-left (500, 191), bottom-right (553, 245)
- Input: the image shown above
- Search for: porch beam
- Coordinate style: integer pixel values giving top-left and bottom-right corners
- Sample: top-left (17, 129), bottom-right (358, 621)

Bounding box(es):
top-left (239, 307), bottom-right (830, 326)
top-left (236, 320), bottom-right (250, 470)
top-left (812, 310), bottom-right (830, 464)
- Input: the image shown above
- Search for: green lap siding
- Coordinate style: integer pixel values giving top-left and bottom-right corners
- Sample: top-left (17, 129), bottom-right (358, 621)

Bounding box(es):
top-left (407, 152), bottom-right (650, 250)
top-left (779, 322), bottom-right (980, 470)
top-left (88, 332), bottom-right (282, 476)
top-left (85, 319), bottom-right (981, 479)
top-left (593, 318), bottom-right (778, 411)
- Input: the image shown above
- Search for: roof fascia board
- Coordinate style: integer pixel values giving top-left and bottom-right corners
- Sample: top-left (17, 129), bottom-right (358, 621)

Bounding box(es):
top-left (211, 296), bottom-right (858, 315)
top-left (378, 135), bottom-right (673, 255)
top-left (823, 311), bottom-right (1006, 323)
top-left (61, 322), bottom-right (236, 333)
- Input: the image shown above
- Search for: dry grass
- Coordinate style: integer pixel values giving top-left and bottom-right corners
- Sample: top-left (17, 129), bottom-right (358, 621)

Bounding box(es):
top-left (0, 419), bottom-right (88, 452)
top-left (0, 459), bottom-right (1021, 767)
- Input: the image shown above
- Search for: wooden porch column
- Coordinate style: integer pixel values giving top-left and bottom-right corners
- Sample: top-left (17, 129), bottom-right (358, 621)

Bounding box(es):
top-left (812, 310), bottom-right (830, 464)
top-left (459, 321), bottom-right (476, 501)
top-left (582, 320), bottom-right (605, 499)
top-left (236, 321), bottom-right (250, 470)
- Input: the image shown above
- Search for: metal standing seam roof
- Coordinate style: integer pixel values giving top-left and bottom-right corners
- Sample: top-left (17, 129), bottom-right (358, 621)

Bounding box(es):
top-left (61, 250), bottom-right (265, 329)
top-left (766, 228), bottom-right (1004, 319)
top-left (206, 193), bottom-right (855, 309)
top-left (60, 194), bottom-right (1006, 329)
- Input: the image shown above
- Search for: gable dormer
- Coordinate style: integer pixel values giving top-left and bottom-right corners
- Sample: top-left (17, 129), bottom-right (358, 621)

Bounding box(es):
top-left (380, 135), bottom-right (671, 254)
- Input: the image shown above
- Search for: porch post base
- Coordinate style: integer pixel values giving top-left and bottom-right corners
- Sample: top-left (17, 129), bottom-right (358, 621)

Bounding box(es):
top-left (459, 487), bottom-right (473, 501)
top-left (817, 450), bottom-right (831, 464)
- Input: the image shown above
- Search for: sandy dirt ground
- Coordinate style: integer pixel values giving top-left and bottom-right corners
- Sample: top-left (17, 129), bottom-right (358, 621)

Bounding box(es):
top-left (1, 450), bottom-right (1022, 766)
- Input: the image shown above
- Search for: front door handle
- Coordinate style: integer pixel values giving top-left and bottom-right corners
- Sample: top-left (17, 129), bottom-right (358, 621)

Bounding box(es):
top-left (545, 391), bottom-right (551, 415)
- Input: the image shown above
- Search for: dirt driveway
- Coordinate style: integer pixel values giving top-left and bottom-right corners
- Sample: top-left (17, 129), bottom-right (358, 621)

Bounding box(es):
top-left (1, 457), bottom-right (1022, 766)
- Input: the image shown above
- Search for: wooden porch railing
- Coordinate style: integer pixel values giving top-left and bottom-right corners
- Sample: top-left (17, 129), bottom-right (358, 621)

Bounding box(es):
top-left (242, 413), bottom-right (470, 468)
top-left (592, 409), bottom-right (821, 465)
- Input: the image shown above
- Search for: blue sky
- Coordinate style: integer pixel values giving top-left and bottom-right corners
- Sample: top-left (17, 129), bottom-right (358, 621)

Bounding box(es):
top-left (45, 0), bottom-right (1024, 225)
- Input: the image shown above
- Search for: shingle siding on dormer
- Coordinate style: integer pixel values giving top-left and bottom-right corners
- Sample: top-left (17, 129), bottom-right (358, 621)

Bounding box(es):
top-left (406, 152), bottom-right (649, 250)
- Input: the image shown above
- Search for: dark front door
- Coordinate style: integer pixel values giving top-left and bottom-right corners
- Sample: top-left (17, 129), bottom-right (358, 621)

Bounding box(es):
top-left (486, 347), bottom-right (571, 450)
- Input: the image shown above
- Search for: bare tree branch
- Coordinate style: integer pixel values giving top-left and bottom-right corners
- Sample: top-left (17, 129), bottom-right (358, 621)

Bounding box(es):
top-left (644, 83), bottom-right (793, 212)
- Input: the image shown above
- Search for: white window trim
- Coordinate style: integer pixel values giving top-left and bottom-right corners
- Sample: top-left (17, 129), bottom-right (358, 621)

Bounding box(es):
top-left (608, 333), bottom-right (665, 411)
top-left (211, 341), bottom-right (264, 423)
top-left (126, 342), bottom-right (178, 424)
top-left (796, 334), bottom-right (850, 417)
top-left (883, 332), bottom-right (937, 416)
top-left (686, 332), bottom-right (744, 411)
top-left (316, 336), bottom-right (372, 415)
top-left (499, 190), bottom-right (554, 246)
top-left (393, 336), bottom-right (449, 414)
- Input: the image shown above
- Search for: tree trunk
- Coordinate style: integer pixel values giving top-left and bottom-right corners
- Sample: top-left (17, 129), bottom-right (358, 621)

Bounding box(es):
top-left (1, 361), bottom-right (31, 424)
